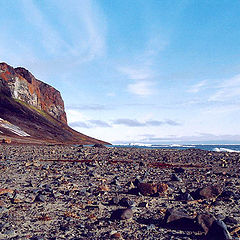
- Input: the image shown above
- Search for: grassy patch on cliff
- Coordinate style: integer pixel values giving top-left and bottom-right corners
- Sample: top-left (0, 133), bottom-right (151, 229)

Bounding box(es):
top-left (14, 99), bottom-right (60, 125)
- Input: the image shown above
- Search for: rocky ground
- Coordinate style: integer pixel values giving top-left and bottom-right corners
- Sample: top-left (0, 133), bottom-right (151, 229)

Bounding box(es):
top-left (0, 144), bottom-right (240, 240)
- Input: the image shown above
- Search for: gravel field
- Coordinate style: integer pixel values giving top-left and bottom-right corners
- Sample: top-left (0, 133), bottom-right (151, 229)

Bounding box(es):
top-left (0, 145), bottom-right (240, 240)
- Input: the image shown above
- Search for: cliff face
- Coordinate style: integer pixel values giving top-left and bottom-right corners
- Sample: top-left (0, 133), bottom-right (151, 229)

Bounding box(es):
top-left (0, 62), bottom-right (109, 145)
top-left (0, 63), bottom-right (67, 124)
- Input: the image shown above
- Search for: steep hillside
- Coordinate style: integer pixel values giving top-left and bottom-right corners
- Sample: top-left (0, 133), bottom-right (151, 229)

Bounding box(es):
top-left (0, 63), bottom-right (109, 145)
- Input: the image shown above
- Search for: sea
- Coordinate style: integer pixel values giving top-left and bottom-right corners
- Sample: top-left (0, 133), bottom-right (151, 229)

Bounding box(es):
top-left (107, 144), bottom-right (240, 153)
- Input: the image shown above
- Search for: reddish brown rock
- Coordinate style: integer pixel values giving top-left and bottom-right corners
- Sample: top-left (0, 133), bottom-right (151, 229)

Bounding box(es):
top-left (0, 188), bottom-right (14, 195)
top-left (137, 182), bottom-right (158, 196)
top-left (136, 182), bottom-right (168, 196)
top-left (98, 185), bottom-right (110, 192)
top-left (1, 138), bottom-right (11, 144)
top-left (199, 184), bottom-right (223, 200)
top-left (110, 231), bottom-right (122, 239)
top-left (0, 62), bottom-right (67, 124)
top-left (157, 183), bottom-right (168, 195)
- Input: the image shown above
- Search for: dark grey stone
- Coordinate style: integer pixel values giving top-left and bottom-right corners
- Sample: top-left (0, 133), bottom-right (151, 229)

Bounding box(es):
top-left (205, 220), bottom-right (232, 240)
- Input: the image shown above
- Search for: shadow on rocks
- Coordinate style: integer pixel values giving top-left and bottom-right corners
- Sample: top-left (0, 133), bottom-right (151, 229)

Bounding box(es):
top-left (160, 208), bottom-right (202, 232)
top-left (110, 208), bottom-right (133, 220)
top-left (160, 218), bottom-right (202, 232)
top-left (136, 216), bottom-right (203, 239)
top-left (168, 233), bottom-right (203, 240)
top-left (136, 217), bottom-right (159, 226)
top-left (127, 187), bottom-right (140, 195)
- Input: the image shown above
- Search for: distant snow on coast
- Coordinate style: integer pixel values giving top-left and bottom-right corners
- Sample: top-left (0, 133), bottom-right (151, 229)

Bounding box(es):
top-left (111, 143), bottom-right (240, 152)
top-left (213, 147), bottom-right (240, 153)
top-left (129, 143), bottom-right (153, 147)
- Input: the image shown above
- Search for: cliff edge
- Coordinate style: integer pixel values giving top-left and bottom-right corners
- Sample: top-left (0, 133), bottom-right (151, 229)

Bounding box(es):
top-left (0, 62), bottom-right (67, 124)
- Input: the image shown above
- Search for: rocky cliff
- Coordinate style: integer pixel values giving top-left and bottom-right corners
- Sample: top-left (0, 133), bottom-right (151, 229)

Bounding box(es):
top-left (0, 62), bottom-right (109, 145)
top-left (0, 62), bottom-right (67, 124)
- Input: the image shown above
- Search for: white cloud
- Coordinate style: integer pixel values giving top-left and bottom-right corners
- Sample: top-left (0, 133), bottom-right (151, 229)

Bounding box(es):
top-left (0, 0), bottom-right (106, 68)
top-left (117, 35), bottom-right (167, 97)
top-left (127, 81), bottom-right (155, 96)
top-left (112, 118), bottom-right (180, 127)
top-left (204, 103), bottom-right (240, 114)
top-left (220, 74), bottom-right (240, 88)
top-left (141, 133), bottom-right (240, 143)
top-left (67, 104), bottom-right (111, 111)
top-left (67, 109), bottom-right (111, 129)
top-left (21, 0), bottom-right (70, 55)
top-left (66, 109), bottom-right (88, 123)
top-left (187, 80), bottom-right (207, 93)
top-left (118, 66), bottom-right (153, 80)
top-left (209, 74), bottom-right (240, 102)
top-left (145, 35), bottom-right (169, 58)
top-left (77, 0), bottom-right (106, 60)
top-left (107, 92), bottom-right (116, 97)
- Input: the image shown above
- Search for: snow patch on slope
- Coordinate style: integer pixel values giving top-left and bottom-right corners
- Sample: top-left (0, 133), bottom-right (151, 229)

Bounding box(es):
top-left (0, 118), bottom-right (30, 137)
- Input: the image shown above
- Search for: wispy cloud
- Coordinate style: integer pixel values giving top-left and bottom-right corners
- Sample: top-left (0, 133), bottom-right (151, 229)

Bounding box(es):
top-left (141, 133), bottom-right (240, 143)
top-left (113, 119), bottom-right (145, 127)
top-left (117, 35), bottom-right (166, 97)
top-left (119, 65), bottom-right (156, 96)
top-left (67, 109), bottom-right (111, 129)
top-left (209, 74), bottom-right (240, 102)
top-left (204, 103), bottom-right (240, 114)
top-left (127, 81), bottom-right (156, 96)
top-left (21, 0), bottom-right (69, 55)
top-left (89, 120), bottom-right (111, 127)
top-left (164, 119), bottom-right (181, 126)
top-left (67, 103), bottom-right (158, 112)
top-left (67, 0), bottom-right (106, 60)
top-left (67, 110), bottom-right (180, 129)
top-left (187, 80), bottom-right (207, 93)
top-left (70, 120), bottom-right (111, 128)
top-left (107, 92), bottom-right (116, 97)
top-left (118, 66), bottom-right (153, 80)
top-left (0, 0), bottom-right (106, 69)
top-left (145, 35), bottom-right (169, 58)
top-left (67, 104), bottom-right (111, 111)
top-left (70, 121), bottom-right (91, 128)
top-left (112, 118), bottom-right (180, 127)
top-left (66, 109), bottom-right (89, 124)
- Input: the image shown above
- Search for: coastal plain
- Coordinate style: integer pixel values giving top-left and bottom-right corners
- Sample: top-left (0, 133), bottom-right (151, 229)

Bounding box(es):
top-left (0, 145), bottom-right (240, 239)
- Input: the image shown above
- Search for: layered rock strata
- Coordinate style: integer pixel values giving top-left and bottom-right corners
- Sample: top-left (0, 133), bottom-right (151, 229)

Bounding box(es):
top-left (0, 62), bottom-right (67, 124)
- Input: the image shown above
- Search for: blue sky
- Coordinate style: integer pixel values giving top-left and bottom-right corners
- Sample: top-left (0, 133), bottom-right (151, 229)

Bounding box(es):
top-left (1, 0), bottom-right (240, 144)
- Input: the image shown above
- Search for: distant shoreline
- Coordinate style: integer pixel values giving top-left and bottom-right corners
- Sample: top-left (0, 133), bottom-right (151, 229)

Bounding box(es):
top-left (108, 143), bottom-right (240, 152)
